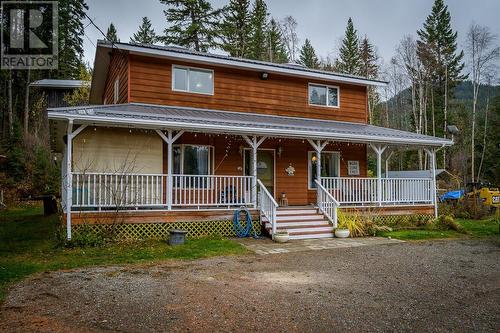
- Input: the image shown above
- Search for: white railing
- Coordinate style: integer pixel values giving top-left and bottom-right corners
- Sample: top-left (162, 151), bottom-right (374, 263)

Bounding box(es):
top-left (381, 178), bottom-right (433, 204)
top-left (72, 173), bottom-right (254, 209)
top-left (314, 179), bottom-right (339, 227)
top-left (321, 177), bottom-right (378, 205)
top-left (257, 179), bottom-right (278, 237)
top-left (72, 172), bottom-right (167, 208)
top-left (172, 174), bottom-right (253, 207)
top-left (321, 177), bottom-right (433, 206)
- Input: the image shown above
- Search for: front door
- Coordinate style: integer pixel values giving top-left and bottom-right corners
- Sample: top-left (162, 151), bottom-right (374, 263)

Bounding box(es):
top-left (244, 149), bottom-right (275, 196)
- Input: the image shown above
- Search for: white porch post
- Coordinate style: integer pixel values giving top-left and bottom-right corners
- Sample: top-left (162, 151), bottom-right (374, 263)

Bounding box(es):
top-left (425, 148), bottom-right (438, 218)
top-left (370, 144), bottom-right (387, 206)
top-left (307, 139), bottom-right (329, 205)
top-left (156, 129), bottom-right (184, 210)
top-left (65, 121), bottom-right (88, 240)
top-left (385, 150), bottom-right (394, 178)
top-left (242, 135), bottom-right (266, 207)
top-left (65, 120), bottom-right (73, 240)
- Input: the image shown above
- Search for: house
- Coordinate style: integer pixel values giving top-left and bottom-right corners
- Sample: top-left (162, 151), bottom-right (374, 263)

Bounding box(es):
top-left (30, 79), bottom-right (89, 108)
top-left (48, 40), bottom-right (452, 240)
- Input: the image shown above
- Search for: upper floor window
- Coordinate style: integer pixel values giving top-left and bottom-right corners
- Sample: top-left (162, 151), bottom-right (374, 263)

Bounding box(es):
top-left (308, 84), bottom-right (339, 107)
top-left (172, 65), bottom-right (214, 95)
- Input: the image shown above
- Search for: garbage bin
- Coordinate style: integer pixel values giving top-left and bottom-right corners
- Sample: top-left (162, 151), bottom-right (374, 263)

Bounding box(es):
top-left (168, 229), bottom-right (188, 246)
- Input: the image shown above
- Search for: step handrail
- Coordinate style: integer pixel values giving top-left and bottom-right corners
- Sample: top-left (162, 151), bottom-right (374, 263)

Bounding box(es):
top-left (257, 179), bottom-right (278, 237)
top-left (314, 179), bottom-right (339, 228)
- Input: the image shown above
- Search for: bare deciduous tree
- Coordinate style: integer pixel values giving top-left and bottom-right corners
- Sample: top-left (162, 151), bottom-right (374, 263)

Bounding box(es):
top-left (395, 35), bottom-right (430, 169)
top-left (279, 16), bottom-right (299, 62)
top-left (464, 24), bottom-right (500, 182)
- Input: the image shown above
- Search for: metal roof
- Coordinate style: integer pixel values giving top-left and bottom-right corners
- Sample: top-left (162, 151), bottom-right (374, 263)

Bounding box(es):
top-left (30, 79), bottom-right (89, 89)
top-left (48, 103), bottom-right (453, 147)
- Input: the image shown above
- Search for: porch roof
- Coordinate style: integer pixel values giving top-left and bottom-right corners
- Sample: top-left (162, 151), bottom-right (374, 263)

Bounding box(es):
top-left (48, 103), bottom-right (453, 147)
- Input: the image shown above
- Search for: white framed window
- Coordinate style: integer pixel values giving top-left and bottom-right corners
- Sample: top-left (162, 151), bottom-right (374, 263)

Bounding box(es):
top-left (173, 144), bottom-right (214, 175)
top-left (172, 65), bottom-right (214, 95)
top-left (308, 151), bottom-right (340, 189)
top-left (308, 83), bottom-right (339, 107)
top-left (113, 78), bottom-right (120, 104)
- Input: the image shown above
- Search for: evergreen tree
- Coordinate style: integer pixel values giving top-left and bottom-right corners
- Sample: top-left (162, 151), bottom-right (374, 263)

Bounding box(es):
top-left (220, 0), bottom-right (252, 57)
top-left (359, 36), bottom-right (380, 124)
top-left (248, 0), bottom-right (269, 61)
top-left (106, 23), bottom-right (119, 42)
top-left (417, 0), bottom-right (464, 85)
top-left (265, 18), bottom-right (288, 63)
top-left (130, 17), bottom-right (158, 44)
top-left (299, 39), bottom-right (319, 68)
top-left (336, 17), bottom-right (361, 75)
top-left (160, 0), bottom-right (223, 52)
top-left (359, 36), bottom-right (378, 79)
top-left (417, 0), bottom-right (465, 139)
top-left (56, 0), bottom-right (88, 79)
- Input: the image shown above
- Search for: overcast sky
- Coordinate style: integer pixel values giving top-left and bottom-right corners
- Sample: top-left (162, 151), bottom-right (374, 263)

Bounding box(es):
top-left (82, 0), bottom-right (500, 70)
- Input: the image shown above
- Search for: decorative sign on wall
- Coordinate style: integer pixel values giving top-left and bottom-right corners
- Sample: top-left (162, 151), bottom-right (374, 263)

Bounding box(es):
top-left (285, 163), bottom-right (295, 176)
top-left (347, 160), bottom-right (360, 176)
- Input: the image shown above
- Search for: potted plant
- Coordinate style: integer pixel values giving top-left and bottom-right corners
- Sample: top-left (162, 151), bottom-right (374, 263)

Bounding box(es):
top-left (273, 230), bottom-right (289, 243)
top-left (334, 211), bottom-right (351, 238)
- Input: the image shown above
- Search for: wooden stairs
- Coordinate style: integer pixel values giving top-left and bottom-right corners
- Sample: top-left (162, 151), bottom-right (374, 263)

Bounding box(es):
top-left (263, 207), bottom-right (334, 240)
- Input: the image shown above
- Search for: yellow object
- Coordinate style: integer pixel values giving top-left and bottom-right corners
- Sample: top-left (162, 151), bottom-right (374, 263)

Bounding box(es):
top-left (467, 186), bottom-right (500, 208)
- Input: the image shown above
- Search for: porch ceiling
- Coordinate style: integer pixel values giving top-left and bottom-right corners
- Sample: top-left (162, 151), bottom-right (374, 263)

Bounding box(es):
top-left (48, 103), bottom-right (453, 147)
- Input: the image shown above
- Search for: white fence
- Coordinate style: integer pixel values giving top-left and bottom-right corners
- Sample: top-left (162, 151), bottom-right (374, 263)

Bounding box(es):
top-left (321, 177), bottom-right (433, 206)
top-left (72, 173), bottom-right (253, 209)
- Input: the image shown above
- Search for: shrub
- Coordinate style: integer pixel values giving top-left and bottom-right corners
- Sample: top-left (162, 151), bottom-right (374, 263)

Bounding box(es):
top-left (434, 215), bottom-right (464, 233)
top-left (337, 210), bottom-right (366, 237)
top-left (55, 224), bottom-right (105, 248)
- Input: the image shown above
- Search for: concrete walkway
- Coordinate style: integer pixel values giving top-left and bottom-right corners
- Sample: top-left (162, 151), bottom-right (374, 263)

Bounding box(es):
top-left (237, 236), bottom-right (404, 255)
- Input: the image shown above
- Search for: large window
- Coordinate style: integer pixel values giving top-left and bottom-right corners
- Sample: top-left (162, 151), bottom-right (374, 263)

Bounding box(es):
top-left (308, 84), bottom-right (339, 107)
top-left (172, 65), bottom-right (214, 95)
top-left (308, 151), bottom-right (340, 189)
top-left (173, 145), bottom-right (213, 175)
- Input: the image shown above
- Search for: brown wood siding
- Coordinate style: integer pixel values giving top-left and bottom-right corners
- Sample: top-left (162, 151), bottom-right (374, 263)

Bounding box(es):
top-left (69, 209), bottom-right (259, 225)
top-left (128, 55), bottom-right (368, 123)
top-left (103, 51), bottom-right (129, 104)
top-left (163, 133), bottom-right (368, 206)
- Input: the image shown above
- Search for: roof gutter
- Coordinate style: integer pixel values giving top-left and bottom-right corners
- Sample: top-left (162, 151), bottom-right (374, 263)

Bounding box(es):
top-left (48, 112), bottom-right (452, 147)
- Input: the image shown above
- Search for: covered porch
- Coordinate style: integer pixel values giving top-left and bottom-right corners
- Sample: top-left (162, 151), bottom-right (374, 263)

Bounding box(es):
top-left (49, 103), bottom-right (452, 239)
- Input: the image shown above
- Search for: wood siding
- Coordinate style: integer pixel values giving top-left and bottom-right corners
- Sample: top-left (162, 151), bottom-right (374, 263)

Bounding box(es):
top-left (103, 51), bottom-right (129, 104)
top-left (69, 209), bottom-right (260, 225)
top-left (164, 133), bottom-right (367, 206)
top-left (128, 55), bottom-right (368, 123)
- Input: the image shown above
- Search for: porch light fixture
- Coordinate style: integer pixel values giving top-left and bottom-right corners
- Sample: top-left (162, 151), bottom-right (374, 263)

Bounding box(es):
top-left (260, 72), bottom-right (269, 80)
top-left (277, 146), bottom-right (283, 158)
top-left (446, 125), bottom-right (459, 135)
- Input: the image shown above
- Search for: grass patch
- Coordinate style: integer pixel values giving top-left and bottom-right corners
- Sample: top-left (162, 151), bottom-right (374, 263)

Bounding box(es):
top-left (376, 217), bottom-right (500, 241)
top-left (0, 206), bottom-right (248, 302)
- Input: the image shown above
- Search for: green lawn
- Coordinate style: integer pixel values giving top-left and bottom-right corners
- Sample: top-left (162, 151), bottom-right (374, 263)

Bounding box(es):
top-left (376, 217), bottom-right (500, 240)
top-left (0, 206), bottom-right (248, 302)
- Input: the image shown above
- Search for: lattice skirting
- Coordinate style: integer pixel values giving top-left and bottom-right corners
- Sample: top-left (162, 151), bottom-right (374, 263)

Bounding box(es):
top-left (72, 220), bottom-right (262, 240)
top-left (371, 214), bottom-right (434, 227)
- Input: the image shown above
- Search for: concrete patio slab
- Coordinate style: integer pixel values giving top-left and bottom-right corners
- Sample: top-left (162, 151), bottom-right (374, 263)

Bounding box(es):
top-left (237, 236), bottom-right (404, 255)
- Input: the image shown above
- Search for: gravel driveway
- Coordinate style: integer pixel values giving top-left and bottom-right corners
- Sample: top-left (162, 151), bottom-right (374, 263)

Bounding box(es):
top-left (1, 239), bottom-right (499, 332)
